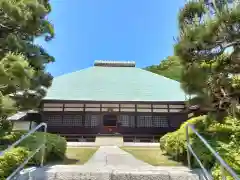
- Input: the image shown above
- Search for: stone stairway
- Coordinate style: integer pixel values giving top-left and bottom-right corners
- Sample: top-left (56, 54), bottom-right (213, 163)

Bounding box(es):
top-left (18, 165), bottom-right (202, 180)
top-left (17, 146), bottom-right (203, 180)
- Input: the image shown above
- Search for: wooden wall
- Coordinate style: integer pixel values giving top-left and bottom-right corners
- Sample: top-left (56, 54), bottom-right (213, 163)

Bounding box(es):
top-left (41, 101), bottom-right (186, 113)
top-left (40, 100), bottom-right (188, 136)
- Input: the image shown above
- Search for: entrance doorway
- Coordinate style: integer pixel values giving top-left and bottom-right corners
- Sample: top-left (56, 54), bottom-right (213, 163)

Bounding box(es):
top-left (103, 114), bottom-right (117, 127)
top-left (102, 114), bottom-right (118, 134)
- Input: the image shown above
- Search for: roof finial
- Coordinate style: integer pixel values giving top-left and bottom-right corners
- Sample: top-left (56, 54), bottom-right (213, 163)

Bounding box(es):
top-left (94, 60), bottom-right (136, 67)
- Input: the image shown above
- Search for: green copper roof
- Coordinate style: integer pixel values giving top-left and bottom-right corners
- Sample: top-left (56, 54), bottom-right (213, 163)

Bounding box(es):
top-left (44, 61), bottom-right (186, 102)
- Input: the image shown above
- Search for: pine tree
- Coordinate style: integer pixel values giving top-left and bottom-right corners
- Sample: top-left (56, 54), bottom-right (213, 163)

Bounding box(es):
top-left (0, 0), bottom-right (54, 118)
top-left (175, 0), bottom-right (240, 118)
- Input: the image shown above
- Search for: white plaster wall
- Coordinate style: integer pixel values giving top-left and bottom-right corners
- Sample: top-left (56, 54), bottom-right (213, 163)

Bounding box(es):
top-left (13, 121), bottom-right (37, 131)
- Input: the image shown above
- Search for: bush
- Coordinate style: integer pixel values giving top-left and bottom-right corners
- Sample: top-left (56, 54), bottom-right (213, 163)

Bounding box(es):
top-left (212, 145), bottom-right (240, 180)
top-left (160, 132), bottom-right (171, 151)
top-left (179, 115), bottom-right (208, 131)
top-left (211, 117), bottom-right (240, 180)
top-left (0, 131), bottom-right (23, 145)
top-left (17, 132), bottom-right (67, 164)
top-left (0, 131), bottom-right (67, 178)
top-left (160, 115), bottom-right (207, 162)
top-left (160, 115), bottom-right (240, 180)
top-left (0, 147), bottom-right (29, 180)
top-left (45, 133), bottom-right (67, 162)
top-left (163, 131), bottom-right (186, 162)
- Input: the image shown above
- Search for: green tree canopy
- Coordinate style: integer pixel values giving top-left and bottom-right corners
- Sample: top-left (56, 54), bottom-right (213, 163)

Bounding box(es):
top-left (145, 56), bottom-right (182, 81)
top-left (175, 0), bottom-right (240, 117)
top-left (0, 0), bottom-right (54, 117)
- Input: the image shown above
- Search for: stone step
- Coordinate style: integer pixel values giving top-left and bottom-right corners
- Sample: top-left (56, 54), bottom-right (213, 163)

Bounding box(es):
top-left (16, 165), bottom-right (202, 180)
top-left (95, 136), bottom-right (124, 146)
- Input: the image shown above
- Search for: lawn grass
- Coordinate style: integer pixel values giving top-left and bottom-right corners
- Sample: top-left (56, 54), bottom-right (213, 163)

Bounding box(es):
top-left (121, 147), bottom-right (183, 166)
top-left (62, 147), bottom-right (98, 165)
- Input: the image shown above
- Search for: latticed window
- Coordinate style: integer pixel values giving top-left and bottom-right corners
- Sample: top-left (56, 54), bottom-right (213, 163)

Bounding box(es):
top-left (119, 115), bottom-right (135, 127)
top-left (62, 114), bottom-right (83, 126)
top-left (85, 114), bottom-right (100, 127)
top-left (152, 116), bottom-right (168, 127)
top-left (45, 115), bottom-right (62, 126)
top-left (137, 116), bottom-right (152, 127)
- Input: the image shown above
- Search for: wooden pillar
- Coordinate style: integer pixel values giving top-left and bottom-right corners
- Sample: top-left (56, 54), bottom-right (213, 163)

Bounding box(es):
top-left (167, 114), bottom-right (171, 128)
top-left (134, 104), bottom-right (137, 128)
top-left (83, 104), bottom-right (86, 127)
top-left (61, 103), bottom-right (65, 125)
top-left (167, 104), bottom-right (170, 127)
top-left (29, 121), bottom-right (32, 130)
top-left (151, 104), bottom-right (154, 128)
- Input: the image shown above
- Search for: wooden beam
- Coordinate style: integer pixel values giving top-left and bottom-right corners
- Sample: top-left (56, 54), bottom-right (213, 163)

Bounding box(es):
top-left (63, 103), bottom-right (65, 112)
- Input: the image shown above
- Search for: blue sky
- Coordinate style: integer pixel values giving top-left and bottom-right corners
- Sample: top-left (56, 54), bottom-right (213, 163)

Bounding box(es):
top-left (38, 0), bottom-right (186, 77)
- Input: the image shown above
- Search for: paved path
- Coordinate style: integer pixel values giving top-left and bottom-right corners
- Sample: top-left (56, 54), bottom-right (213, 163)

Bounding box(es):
top-left (85, 146), bottom-right (153, 168)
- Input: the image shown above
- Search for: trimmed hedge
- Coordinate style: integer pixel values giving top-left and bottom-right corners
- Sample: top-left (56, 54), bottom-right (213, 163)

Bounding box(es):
top-left (0, 147), bottom-right (29, 179)
top-left (0, 131), bottom-right (67, 179)
top-left (160, 115), bottom-right (240, 180)
top-left (160, 115), bottom-right (209, 163)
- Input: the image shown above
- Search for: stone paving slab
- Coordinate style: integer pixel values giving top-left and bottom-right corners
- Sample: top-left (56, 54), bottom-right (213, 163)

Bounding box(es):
top-left (67, 142), bottom-right (96, 147)
top-left (37, 165), bottom-right (194, 172)
top-left (67, 142), bottom-right (160, 147)
top-left (123, 142), bottom-right (159, 147)
top-left (85, 146), bottom-right (153, 167)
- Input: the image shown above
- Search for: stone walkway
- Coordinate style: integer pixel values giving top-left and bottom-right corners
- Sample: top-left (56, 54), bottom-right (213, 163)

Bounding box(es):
top-left (85, 146), bottom-right (153, 168)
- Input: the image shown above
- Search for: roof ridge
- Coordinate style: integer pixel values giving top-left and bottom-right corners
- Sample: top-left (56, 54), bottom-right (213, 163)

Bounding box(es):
top-left (94, 60), bottom-right (136, 67)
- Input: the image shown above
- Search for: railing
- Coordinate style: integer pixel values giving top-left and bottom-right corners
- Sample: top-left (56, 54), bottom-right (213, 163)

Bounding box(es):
top-left (0, 123), bottom-right (47, 180)
top-left (186, 123), bottom-right (240, 180)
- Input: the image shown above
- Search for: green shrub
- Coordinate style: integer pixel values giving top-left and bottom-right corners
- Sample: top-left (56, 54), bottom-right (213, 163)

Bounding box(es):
top-left (160, 132), bottom-right (170, 151)
top-left (208, 116), bottom-right (240, 136)
top-left (211, 120), bottom-right (240, 180)
top-left (19, 132), bottom-right (67, 164)
top-left (160, 115), bottom-right (207, 162)
top-left (160, 115), bottom-right (240, 180)
top-left (190, 137), bottom-right (216, 169)
top-left (163, 130), bottom-right (187, 162)
top-left (179, 115), bottom-right (208, 131)
top-left (0, 131), bottom-right (24, 145)
top-left (0, 147), bottom-right (29, 179)
top-left (212, 152), bottom-right (240, 180)
top-left (0, 131), bottom-right (67, 178)
top-left (0, 131), bottom-right (67, 164)
top-left (45, 133), bottom-right (67, 162)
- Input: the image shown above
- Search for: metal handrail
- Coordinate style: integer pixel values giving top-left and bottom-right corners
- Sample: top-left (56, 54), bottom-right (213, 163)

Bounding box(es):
top-left (0, 122), bottom-right (47, 180)
top-left (186, 123), bottom-right (240, 180)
